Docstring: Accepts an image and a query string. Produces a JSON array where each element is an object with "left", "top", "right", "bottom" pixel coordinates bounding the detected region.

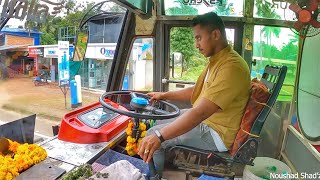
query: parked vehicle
[{"left": 33, "top": 71, "right": 49, "bottom": 86}]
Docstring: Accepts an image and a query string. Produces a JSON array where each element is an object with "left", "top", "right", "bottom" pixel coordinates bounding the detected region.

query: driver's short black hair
[{"left": 192, "top": 12, "right": 226, "bottom": 39}]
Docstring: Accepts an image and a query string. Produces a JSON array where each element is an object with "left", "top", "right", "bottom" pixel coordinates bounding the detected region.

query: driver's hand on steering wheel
[
  {"left": 147, "top": 92, "right": 165, "bottom": 102},
  {"left": 137, "top": 134, "right": 161, "bottom": 163}
]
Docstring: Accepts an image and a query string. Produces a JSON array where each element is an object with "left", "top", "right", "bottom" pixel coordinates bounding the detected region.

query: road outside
[{"left": 0, "top": 76, "right": 102, "bottom": 138}]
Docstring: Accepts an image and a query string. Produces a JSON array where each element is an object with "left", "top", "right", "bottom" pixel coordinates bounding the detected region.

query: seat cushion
[{"left": 230, "top": 78, "right": 270, "bottom": 156}]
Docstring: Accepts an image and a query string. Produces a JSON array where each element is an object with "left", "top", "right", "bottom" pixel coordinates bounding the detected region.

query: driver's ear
[{"left": 211, "top": 29, "right": 221, "bottom": 40}]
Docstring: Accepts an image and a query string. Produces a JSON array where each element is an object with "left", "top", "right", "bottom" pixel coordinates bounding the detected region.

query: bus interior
[{"left": 1, "top": 0, "right": 320, "bottom": 179}]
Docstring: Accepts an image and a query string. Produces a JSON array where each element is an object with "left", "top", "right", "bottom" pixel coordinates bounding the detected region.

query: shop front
[
  {"left": 78, "top": 42, "right": 151, "bottom": 91},
  {"left": 79, "top": 43, "right": 116, "bottom": 90},
  {"left": 0, "top": 32, "right": 37, "bottom": 78},
  {"left": 28, "top": 45, "right": 74, "bottom": 81}
]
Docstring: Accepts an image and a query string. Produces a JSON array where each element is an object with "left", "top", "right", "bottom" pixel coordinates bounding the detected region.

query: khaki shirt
[{"left": 191, "top": 45, "right": 250, "bottom": 149}]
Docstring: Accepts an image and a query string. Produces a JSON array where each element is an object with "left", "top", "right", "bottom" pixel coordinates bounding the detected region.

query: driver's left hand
[{"left": 138, "top": 134, "right": 161, "bottom": 163}]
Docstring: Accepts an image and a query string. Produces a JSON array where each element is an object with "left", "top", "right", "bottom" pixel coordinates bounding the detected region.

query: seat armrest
[{"left": 233, "top": 137, "right": 258, "bottom": 166}]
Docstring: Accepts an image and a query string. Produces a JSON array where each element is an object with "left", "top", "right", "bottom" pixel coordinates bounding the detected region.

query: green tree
[
  {"left": 65, "top": 0, "right": 76, "bottom": 15},
  {"left": 280, "top": 42, "right": 298, "bottom": 61},
  {"left": 256, "top": 0, "right": 282, "bottom": 61},
  {"left": 170, "top": 27, "right": 199, "bottom": 72},
  {"left": 41, "top": 33, "right": 57, "bottom": 45}
]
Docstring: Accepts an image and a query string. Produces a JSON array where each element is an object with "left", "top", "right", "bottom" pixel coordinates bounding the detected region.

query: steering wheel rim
[{"left": 99, "top": 91, "right": 180, "bottom": 120}]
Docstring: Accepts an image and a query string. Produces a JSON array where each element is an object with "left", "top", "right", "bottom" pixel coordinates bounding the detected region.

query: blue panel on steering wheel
[{"left": 131, "top": 97, "right": 149, "bottom": 105}]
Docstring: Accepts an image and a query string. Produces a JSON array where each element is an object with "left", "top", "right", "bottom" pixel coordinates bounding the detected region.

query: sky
[{"left": 2, "top": 0, "right": 297, "bottom": 48}]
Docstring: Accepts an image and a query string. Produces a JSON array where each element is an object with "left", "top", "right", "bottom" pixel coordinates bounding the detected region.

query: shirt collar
[{"left": 209, "top": 45, "right": 232, "bottom": 63}]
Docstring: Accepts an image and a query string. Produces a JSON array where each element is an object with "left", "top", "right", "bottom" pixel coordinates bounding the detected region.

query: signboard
[
  {"left": 28, "top": 47, "right": 44, "bottom": 74},
  {"left": 181, "top": 0, "right": 222, "bottom": 7},
  {"left": 58, "top": 41, "right": 70, "bottom": 86},
  {"left": 0, "top": 0, "right": 64, "bottom": 23},
  {"left": 69, "top": 46, "right": 74, "bottom": 59},
  {"left": 43, "top": 46, "right": 74, "bottom": 58},
  {"left": 28, "top": 47, "right": 44, "bottom": 57},
  {"left": 85, "top": 43, "right": 116, "bottom": 59},
  {"left": 44, "top": 47, "right": 58, "bottom": 58}
]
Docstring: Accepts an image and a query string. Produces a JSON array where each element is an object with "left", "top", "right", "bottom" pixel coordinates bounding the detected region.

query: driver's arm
[
  {"left": 160, "top": 97, "right": 219, "bottom": 140},
  {"left": 161, "top": 86, "right": 194, "bottom": 102}
]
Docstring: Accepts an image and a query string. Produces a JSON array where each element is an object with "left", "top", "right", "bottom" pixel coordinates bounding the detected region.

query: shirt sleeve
[{"left": 203, "top": 65, "right": 248, "bottom": 110}]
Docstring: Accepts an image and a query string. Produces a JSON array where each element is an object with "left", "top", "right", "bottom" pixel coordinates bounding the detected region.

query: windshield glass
[
  {"left": 164, "top": 0, "right": 243, "bottom": 16},
  {"left": 0, "top": 0, "right": 128, "bottom": 138}
]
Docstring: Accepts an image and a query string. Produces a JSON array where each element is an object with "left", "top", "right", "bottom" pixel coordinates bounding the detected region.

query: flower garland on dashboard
[
  {"left": 125, "top": 121, "right": 147, "bottom": 156},
  {"left": 0, "top": 139, "right": 47, "bottom": 180}
]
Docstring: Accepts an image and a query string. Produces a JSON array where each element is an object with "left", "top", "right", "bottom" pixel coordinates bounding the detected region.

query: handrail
[{"left": 161, "top": 78, "right": 195, "bottom": 85}]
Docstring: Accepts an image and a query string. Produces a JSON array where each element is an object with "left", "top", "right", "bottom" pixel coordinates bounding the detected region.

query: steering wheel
[{"left": 99, "top": 91, "right": 180, "bottom": 120}]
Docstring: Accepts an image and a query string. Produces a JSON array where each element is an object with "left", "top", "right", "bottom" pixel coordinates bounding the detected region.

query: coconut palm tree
[{"left": 256, "top": 0, "right": 282, "bottom": 62}]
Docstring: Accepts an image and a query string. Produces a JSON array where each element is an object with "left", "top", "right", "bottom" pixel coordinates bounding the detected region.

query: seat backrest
[
  {"left": 230, "top": 65, "right": 287, "bottom": 156},
  {"left": 250, "top": 65, "right": 287, "bottom": 135}
]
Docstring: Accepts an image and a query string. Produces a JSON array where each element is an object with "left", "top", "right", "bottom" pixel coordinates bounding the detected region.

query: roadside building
[
  {"left": 28, "top": 45, "right": 74, "bottom": 82},
  {"left": 0, "top": 27, "right": 41, "bottom": 78}
]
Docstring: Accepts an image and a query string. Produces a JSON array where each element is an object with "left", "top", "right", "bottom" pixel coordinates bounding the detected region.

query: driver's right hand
[{"left": 147, "top": 92, "right": 165, "bottom": 102}]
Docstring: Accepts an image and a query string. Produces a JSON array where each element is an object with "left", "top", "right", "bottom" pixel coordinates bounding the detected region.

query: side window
[
  {"left": 168, "top": 27, "right": 235, "bottom": 91},
  {"left": 252, "top": 25, "right": 299, "bottom": 119},
  {"left": 122, "top": 38, "right": 154, "bottom": 91}
]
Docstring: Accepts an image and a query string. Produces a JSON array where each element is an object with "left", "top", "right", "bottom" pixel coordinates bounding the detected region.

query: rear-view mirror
[{"left": 73, "top": 29, "right": 89, "bottom": 61}]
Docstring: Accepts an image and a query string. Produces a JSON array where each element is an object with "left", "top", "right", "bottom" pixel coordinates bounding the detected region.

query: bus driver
[{"left": 138, "top": 12, "right": 251, "bottom": 178}]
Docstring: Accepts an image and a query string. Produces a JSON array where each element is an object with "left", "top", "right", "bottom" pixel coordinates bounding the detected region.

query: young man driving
[{"left": 138, "top": 12, "right": 251, "bottom": 177}]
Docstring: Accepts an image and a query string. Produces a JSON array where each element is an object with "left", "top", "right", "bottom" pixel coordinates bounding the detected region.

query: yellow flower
[
  {"left": 140, "top": 131, "right": 147, "bottom": 138},
  {"left": 127, "top": 150, "right": 136, "bottom": 156},
  {"left": 0, "top": 138, "right": 47, "bottom": 177},
  {"left": 126, "top": 136, "right": 136, "bottom": 143},
  {"left": 0, "top": 172, "right": 7, "bottom": 179},
  {"left": 5, "top": 172, "right": 13, "bottom": 180},
  {"left": 8, "top": 141, "right": 20, "bottom": 153},
  {"left": 126, "top": 128, "right": 132, "bottom": 136},
  {"left": 128, "top": 122, "right": 134, "bottom": 128},
  {"left": 139, "top": 123, "right": 146, "bottom": 131}
]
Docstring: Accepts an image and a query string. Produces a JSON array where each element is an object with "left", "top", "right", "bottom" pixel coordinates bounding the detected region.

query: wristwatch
[{"left": 155, "top": 130, "right": 165, "bottom": 143}]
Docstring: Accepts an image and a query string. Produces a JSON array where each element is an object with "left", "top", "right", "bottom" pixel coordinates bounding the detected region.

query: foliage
[
  {"left": 252, "top": 41, "right": 298, "bottom": 61},
  {"left": 24, "top": 1, "right": 96, "bottom": 45},
  {"left": 61, "top": 164, "right": 93, "bottom": 180},
  {"left": 170, "top": 27, "right": 199, "bottom": 71},
  {"left": 40, "top": 33, "right": 57, "bottom": 45}
]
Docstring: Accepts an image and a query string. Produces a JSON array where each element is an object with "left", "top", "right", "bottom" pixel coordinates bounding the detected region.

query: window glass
[
  {"left": 164, "top": 0, "right": 243, "bottom": 16},
  {"left": 168, "top": 27, "right": 235, "bottom": 91},
  {"left": 252, "top": 25, "right": 299, "bottom": 120},
  {"left": 122, "top": 38, "right": 154, "bottom": 91},
  {"left": 88, "top": 19, "right": 104, "bottom": 43},
  {"left": 88, "top": 15, "right": 125, "bottom": 44},
  {"left": 252, "top": 25, "right": 298, "bottom": 102},
  {"left": 297, "top": 34, "right": 320, "bottom": 142},
  {"left": 254, "top": 0, "right": 296, "bottom": 20},
  {"left": 77, "top": 3, "right": 127, "bottom": 90}
]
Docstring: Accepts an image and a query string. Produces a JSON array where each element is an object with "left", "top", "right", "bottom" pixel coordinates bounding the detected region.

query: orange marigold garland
[
  {"left": 125, "top": 121, "right": 147, "bottom": 156},
  {"left": 0, "top": 139, "right": 47, "bottom": 180}
]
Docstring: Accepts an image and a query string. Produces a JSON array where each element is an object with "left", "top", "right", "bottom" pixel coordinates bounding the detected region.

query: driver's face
[{"left": 193, "top": 24, "right": 216, "bottom": 57}]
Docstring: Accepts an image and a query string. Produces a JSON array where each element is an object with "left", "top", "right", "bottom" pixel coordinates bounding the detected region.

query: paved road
[{"left": 0, "top": 108, "right": 59, "bottom": 138}]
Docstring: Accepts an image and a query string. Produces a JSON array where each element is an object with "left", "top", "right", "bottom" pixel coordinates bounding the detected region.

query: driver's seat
[{"left": 153, "top": 65, "right": 287, "bottom": 179}]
